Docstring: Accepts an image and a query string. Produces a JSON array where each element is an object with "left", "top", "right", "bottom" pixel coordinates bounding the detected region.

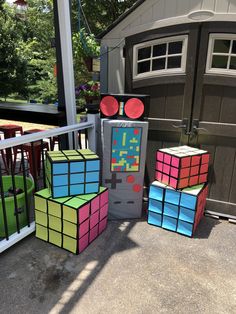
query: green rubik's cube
[
  {"left": 34, "top": 186, "right": 109, "bottom": 254},
  {"left": 45, "top": 149, "right": 100, "bottom": 198}
]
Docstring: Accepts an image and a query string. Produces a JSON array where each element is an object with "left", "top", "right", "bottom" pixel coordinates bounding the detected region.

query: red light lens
[
  {"left": 100, "top": 96, "right": 119, "bottom": 117},
  {"left": 124, "top": 98, "right": 144, "bottom": 119}
]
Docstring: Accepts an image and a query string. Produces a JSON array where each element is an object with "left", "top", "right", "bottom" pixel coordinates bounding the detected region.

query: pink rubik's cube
[{"left": 156, "top": 146, "right": 210, "bottom": 190}]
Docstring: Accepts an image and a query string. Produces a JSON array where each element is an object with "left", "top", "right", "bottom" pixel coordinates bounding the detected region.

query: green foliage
[{"left": 73, "top": 28, "right": 100, "bottom": 58}]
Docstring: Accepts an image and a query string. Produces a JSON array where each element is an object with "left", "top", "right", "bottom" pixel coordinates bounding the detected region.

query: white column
[{"left": 57, "top": 0, "right": 77, "bottom": 126}]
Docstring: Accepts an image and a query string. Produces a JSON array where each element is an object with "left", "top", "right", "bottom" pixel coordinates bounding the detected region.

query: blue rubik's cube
[
  {"left": 147, "top": 181, "right": 208, "bottom": 237},
  {"left": 46, "top": 149, "right": 100, "bottom": 198}
]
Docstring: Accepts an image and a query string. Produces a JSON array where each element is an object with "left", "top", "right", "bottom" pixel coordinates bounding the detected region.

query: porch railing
[{"left": 0, "top": 118, "right": 96, "bottom": 253}]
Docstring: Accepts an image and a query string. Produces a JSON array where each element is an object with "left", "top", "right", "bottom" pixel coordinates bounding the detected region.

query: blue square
[
  {"left": 70, "top": 161, "right": 85, "bottom": 173},
  {"left": 163, "top": 203, "right": 179, "bottom": 218},
  {"left": 70, "top": 173, "right": 84, "bottom": 184},
  {"left": 148, "top": 211, "right": 162, "bottom": 227},
  {"left": 148, "top": 199, "right": 163, "bottom": 214},
  {"left": 85, "top": 183, "right": 99, "bottom": 194},
  {"left": 177, "top": 220, "right": 193, "bottom": 237},
  {"left": 86, "top": 171, "right": 99, "bottom": 183},
  {"left": 165, "top": 189, "right": 180, "bottom": 205},
  {"left": 54, "top": 185, "right": 69, "bottom": 198},
  {"left": 86, "top": 160, "right": 100, "bottom": 171},
  {"left": 70, "top": 184, "right": 84, "bottom": 195},
  {"left": 179, "top": 207, "right": 195, "bottom": 223},
  {"left": 53, "top": 163, "right": 68, "bottom": 175},
  {"left": 162, "top": 215, "right": 177, "bottom": 232},
  {"left": 149, "top": 185, "right": 164, "bottom": 201},
  {"left": 53, "top": 174, "right": 68, "bottom": 186},
  {"left": 180, "top": 193, "right": 197, "bottom": 210}
]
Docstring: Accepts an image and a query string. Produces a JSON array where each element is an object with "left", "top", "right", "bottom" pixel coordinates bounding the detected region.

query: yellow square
[
  {"left": 36, "top": 224, "right": 48, "bottom": 241},
  {"left": 34, "top": 195, "right": 47, "bottom": 213},
  {"left": 63, "top": 205, "right": 77, "bottom": 223},
  {"left": 49, "top": 229, "right": 62, "bottom": 247},
  {"left": 63, "top": 220, "right": 77, "bottom": 238},
  {"left": 48, "top": 200, "right": 61, "bottom": 218},
  {"left": 35, "top": 210, "right": 48, "bottom": 226},
  {"left": 63, "top": 235, "right": 77, "bottom": 254},
  {"left": 48, "top": 215, "right": 62, "bottom": 232}
]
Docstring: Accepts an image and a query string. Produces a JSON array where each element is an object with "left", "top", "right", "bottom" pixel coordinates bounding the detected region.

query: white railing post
[{"left": 87, "top": 113, "right": 100, "bottom": 154}]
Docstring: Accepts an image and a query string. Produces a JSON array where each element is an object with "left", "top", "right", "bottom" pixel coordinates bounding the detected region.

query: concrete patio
[{"left": 0, "top": 216, "right": 235, "bottom": 314}]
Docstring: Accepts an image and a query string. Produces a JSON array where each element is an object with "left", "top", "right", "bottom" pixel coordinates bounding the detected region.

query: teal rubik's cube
[
  {"left": 46, "top": 149, "right": 100, "bottom": 198},
  {"left": 147, "top": 180, "right": 208, "bottom": 237}
]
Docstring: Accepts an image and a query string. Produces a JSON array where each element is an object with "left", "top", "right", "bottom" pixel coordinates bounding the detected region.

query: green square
[
  {"left": 77, "top": 193, "right": 96, "bottom": 202},
  {"left": 35, "top": 210, "right": 48, "bottom": 226},
  {"left": 50, "top": 156, "right": 68, "bottom": 162},
  {"left": 36, "top": 224, "right": 48, "bottom": 241},
  {"left": 62, "top": 150, "right": 79, "bottom": 156},
  {"left": 47, "top": 151, "right": 64, "bottom": 156},
  {"left": 64, "top": 197, "right": 87, "bottom": 209},
  {"left": 34, "top": 188, "right": 51, "bottom": 212},
  {"left": 49, "top": 229, "right": 62, "bottom": 247},
  {"left": 63, "top": 235, "right": 77, "bottom": 253},
  {"left": 78, "top": 149, "right": 94, "bottom": 155},
  {"left": 48, "top": 215, "right": 62, "bottom": 232},
  {"left": 99, "top": 187, "right": 106, "bottom": 194},
  {"left": 63, "top": 220, "right": 77, "bottom": 238},
  {"left": 84, "top": 155, "right": 98, "bottom": 159},
  {"left": 67, "top": 155, "right": 83, "bottom": 161}
]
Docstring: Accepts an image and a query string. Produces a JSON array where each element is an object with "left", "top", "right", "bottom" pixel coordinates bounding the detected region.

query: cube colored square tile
[
  {"left": 180, "top": 167, "right": 190, "bottom": 179},
  {"left": 199, "top": 173, "right": 208, "bottom": 183},
  {"left": 162, "top": 215, "right": 177, "bottom": 232},
  {"left": 34, "top": 188, "right": 51, "bottom": 212},
  {"left": 190, "top": 165, "right": 199, "bottom": 176},
  {"left": 189, "top": 176, "right": 199, "bottom": 186},
  {"left": 53, "top": 175, "right": 68, "bottom": 186},
  {"left": 165, "top": 189, "right": 180, "bottom": 205},
  {"left": 162, "top": 174, "right": 169, "bottom": 185},
  {"left": 70, "top": 161, "right": 85, "bottom": 173},
  {"left": 99, "top": 217, "right": 108, "bottom": 234},
  {"left": 53, "top": 162, "right": 68, "bottom": 175},
  {"left": 36, "top": 224, "right": 48, "bottom": 241},
  {"left": 53, "top": 185, "right": 69, "bottom": 198},
  {"left": 85, "top": 183, "right": 99, "bottom": 194},
  {"left": 148, "top": 199, "right": 163, "bottom": 214},
  {"left": 100, "top": 188, "right": 109, "bottom": 207},
  {"left": 163, "top": 203, "right": 179, "bottom": 218},
  {"left": 171, "top": 156, "right": 180, "bottom": 168},
  {"left": 86, "top": 160, "right": 100, "bottom": 171},
  {"left": 70, "top": 184, "right": 84, "bottom": 195},
  {"left": 163, "top": 164, "right": 170, "bottom": 175},
  {"left": 91, "top": 195, "right": 100, "bottom": 214},
  {"left": 70, "top": 173, "right": 84, "bottom": 184},
  {"left": 85, "top": 171, "right": 99, "bottom": 183},
  {"left": 35, "top": 210, "right": 48, "bottom": 227},
  {"left": 48, "top": 215, "right": 62, "bottom": 232},
  {"left": 78, "top": 204, "right": 90, "bottom": 224},
  {"left": 181, "top": 157, "right": 191, "bottom": 168},
  {"left": 89, "top": 224, "right": 99, "bottom": 243},
  {"left": 169, "top": 178, "right": 178, "bottom": 189},
  {"left": 200, "top": 163, "right": 208, "bottom": 174},
  {"left": 100, "top": 203, "right": 109, "bottom": 221},
  {"left": 156, "top": 151, "right": 164, "bottom": 162},
  {"left": 63, "top": 220, "right": 77, "bottom": 238},
  {"left": 79, "top": 219, "right": 89, "bottom": 238},
  {"left": 164, "top": 154, "right": 171, "bottom": 165},
  {"left": 201, "top": 153, "right": 210, "bottom": 164},
  {"left": 179, "top": 207, "right": 195, "bottom": 223},
  {"left": 191, "top": 155, "right": 201, "bottom": 166},
  {"left": 63, "top": 235, "right": 77, "bottom": 254},
  {"left": 149, "top": 182, "right": 165, "bottom": 201},
  {"left": 170, "top": 167, "right": 179, "bottom": 178},
  {"left": 178, "top": 178, "right": 189, "bottom": 189},
  {"left": 148, "top": 211, "right": 162, "bottom": 227},
  {"left": 155, "top": 171, "right": 162, "bottom": 181},
  {"left": 177, "top": 220, "right": 193, "bottom": 237},
  {"left": 156, "top": 161, "right": 163, "bottom": 171},
  {"left": 90, "top": 211, "right": 99, "bottom": 229},
  {"left": 49, "top": 229, "right": 62, "bottom": 247},
  {"left": 78, "top": 233, "right": 89, "bottom": 253}
]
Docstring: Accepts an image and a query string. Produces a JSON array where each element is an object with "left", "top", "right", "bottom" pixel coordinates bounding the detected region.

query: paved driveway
[{"left": 0, "top": 217, "right": 235, "bottom": 314}]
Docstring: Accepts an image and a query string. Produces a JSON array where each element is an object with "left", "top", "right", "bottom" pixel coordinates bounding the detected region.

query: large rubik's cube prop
[
  {"left": 148, "top": 181, "right": 208, "bottom": 237},
  {"left": 156, "top": 146, "right": 210, "bottom": 189},
  {"left": 46, "top": 149, "right": 100, "bottom": 198},
  {"left": 34, "top": 187, "right": 109, "bottom": 254},
  {"left": 148, "top": 145, "right": 209, "bottom": 237}
]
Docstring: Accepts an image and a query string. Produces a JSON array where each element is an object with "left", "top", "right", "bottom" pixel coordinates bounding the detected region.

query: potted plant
[
  {"left": 75, "top": 80, "right": 100, "bottom": 104},
  {"left": 73, "top": 28, "right": 100, "bottom": 72}
]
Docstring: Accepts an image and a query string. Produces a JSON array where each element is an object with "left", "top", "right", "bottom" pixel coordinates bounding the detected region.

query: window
[
  {"left": 133, "top": 35, "right": 188, "bottom": 80},
  {"left": 206, "top": 34, "right": 236, "bottom": 75}
]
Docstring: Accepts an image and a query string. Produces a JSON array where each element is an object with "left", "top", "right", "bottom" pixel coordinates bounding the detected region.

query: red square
[
  {"left": 190, "top": 165, "right": 199, "bottom": 176},
  {"left": 169, "top": 178, "right": 177, "bottom": 189},
  {"left": 178, "top": 178, "right": 188, "bottom": 189},
  {"left": 162, "top": 174, "right": 169, "bottom": 185},
  {"left": 200, "top": 163, "right": 208, "bottom": 174},
  {"left": 155, "top": 171, "right": 162, "bottom": 181},
  {"left": 191, "top": 155, "right": 201, "bottom": 166},
  {"left": 100, "top": 203, "right": 108, "bottom": 221},
  {"left": 156, "top": 161, "right": 163, "bottom": 171},
  {"left": 79, "top": 219, "right": 89, "bottom": 238},
  {"left": 171, "top": 156, "right": 180, "bottom": 168},
  {"left": 180, "top": 167, "right": 190, "bottom": 179},
  {"left": 181, "top": 157, "right": 191, "bottom": 168},
  {"left": 157, "top": 151, "right": 164, "bottom": 161},
  {"left": 170, "top": 167, "right": 179, "bottom": 178},
  {"left": 201, "top": 153, "right": 210, "bottom": 164},
  {"left": 164, "top": 153, "right": 171, "bottom": 165},
  {"left": 90, "top": 211, "right": 99, "bottom": 229},
  {"left": 189, "top": 175, "right": 199, "bottom": 186},
  {"left": 78, "top": 204, "right": 90, "bottom": 224},
  {"left": 89, "top": 224, "right": 99, "bottom": 243},
  {"left": 163, "top": 164, "right": 170, "bottom": 175},
  {"left": 99, "top": 217, "right": 107, "bottom": 234},
  {"left": 78, "top": 233, "right": 89, "bottom": 253},
  {"left": 199, "top": 173, "right": 208, "bottom": 183}
]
